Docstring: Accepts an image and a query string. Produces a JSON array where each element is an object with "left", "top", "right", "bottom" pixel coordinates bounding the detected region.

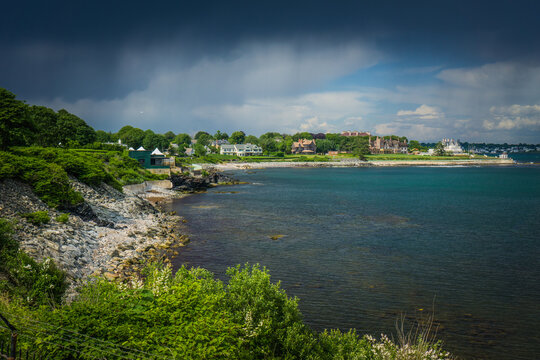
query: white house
[
  {"left": 220, "top": 143, "right": 263, "bottom": 156},
  {"left": 442, "top": 138, "right": 464, "bottom": 154}
]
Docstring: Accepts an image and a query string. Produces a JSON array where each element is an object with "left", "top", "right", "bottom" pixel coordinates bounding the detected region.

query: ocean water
[{"left": 168, "top": 166, "right": 540, "bottom": 359}]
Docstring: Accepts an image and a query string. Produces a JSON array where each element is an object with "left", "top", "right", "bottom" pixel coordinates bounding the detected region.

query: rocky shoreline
[
  {"left": 0, "top": 178, "right": 187, "bottom": 289},
  {"left": 211, "top": 158, "right": 516, "bottom": 170},
  {"left": 0, "top": 169, "right": 241, "bottom": 293}
]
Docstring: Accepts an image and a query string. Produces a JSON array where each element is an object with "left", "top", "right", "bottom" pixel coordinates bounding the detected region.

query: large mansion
[
  {"left": 369, "top": 136, "right": 408, "bottom": 154},
  {"left": 291, "top": 139, "right": 317, "bottom": 154}
]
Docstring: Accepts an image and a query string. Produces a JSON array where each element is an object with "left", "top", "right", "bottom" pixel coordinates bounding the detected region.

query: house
[
  {"left": 185, "top": 146, "right": 211, "bottom": 156},
  {"left": 128, "top": 147, "right": 174, "bottom": 173},
  {"left": 369, "top": 136, "right": 408, "bottom": 154},
  {"left": 341, "top": 131, "right": 371, "bottom": 137},
  {"left": 442, "top": 138, "right": 464, "bottom": 154},
  {"left": 219, "top": 143, "right": 263, "bottom": 156},
  {"left": 210, "top": 139, "right": 230, "bottom": 147},
  {"left": 291, "top": 139, "right": 317, "bottom": 154}
]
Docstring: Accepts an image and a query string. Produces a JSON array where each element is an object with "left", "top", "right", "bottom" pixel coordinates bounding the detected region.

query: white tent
[
  {"left": 151, "top": 148, "right": 164, "bottom": 155},
  {"left": 128, "top": 147, "right": 135, "bottom": 151},
  {"left": 137, "top": 146, "right": 146, "bottom": 151}
]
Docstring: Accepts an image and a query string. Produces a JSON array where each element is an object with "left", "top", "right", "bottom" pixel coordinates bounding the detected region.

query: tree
[
  {"left": 143, "top": 131, "right": 169, "bottom": 151},
  {"left": 119, "top": 127, "right": 146, "bottom": 148},
  {"left": 0, "top": 88, "right": 34, "bottom": 149},
  {"left": 117, "top": 125, "right": 135, "bottom": 139},
  {"left": 245, "top": 135, "right": 259, "bottom": 145},
  {"left": 408, "top": 140, "right": 421, "bottom": 151},
  {"left": 283, "top": 136, "right": 294, "bottom": 154},
  {"left": 95, "top": 130, "right": 114, "bottom": 143},
  {"left": 315, "top": 139, "right": 336, "bottom": 154},
  {"left": 352, "top": 137, "right": 370, "bottom": 159},
  {"left": 214, "top": 130, "right": 229, "bottom": 140},
  {"left": 29, "top": 105, "right": 59, "bottom": 147},
  {"left": 173, "top": 133, "right": 192, "bottom": 147},
  {"left": 229, "top": 131, "right": 246, "bottom": 144},
  {"left": 312, "top": 133, "right": 326, "bottom": 139},
  {"left": 292, "top": 132, "right": 313, "bottom": 141},
  {"left": 194, "top": 131, "right": 210, "bottom": 140},
  {"left": 56, "top": 109, "right": 96, "bottom": 146},
  {"left": 193, "top": 143, "right": 207, "bottom": 157},
  {"left": 434, "top": 142, "right": 446, "bottom": 156},
  {"left": 260, "top": 132, "right": 281, "bottom": 141},
  {"left": 163, "top": 131, "right": 176, "bottom": 141},
  {"left": 260, "top": 137, "right": 277, "bottom": 154},
  {"left": 197, "top": 133, "right": 212, "bottom": 146}
]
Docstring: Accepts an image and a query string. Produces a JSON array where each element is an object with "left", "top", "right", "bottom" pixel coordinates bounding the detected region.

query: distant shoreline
[{"left": 209, "top": 158, "right": 521, "bottom": 170}]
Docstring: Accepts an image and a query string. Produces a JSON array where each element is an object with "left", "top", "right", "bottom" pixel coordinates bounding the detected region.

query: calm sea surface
[{"left": 167, "top": 164, "right": 540, "bottom": 359}]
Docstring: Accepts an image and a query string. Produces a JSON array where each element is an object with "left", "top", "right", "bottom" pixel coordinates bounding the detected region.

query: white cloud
[
  {"left": 365, "top": 61, "right": 540, "bottom": 141},
  {"left": 396, "top": 104, "right": 443, "bottom": 120},
  {"left": 299, "top": 117, "right": 334, "bottom": 132},
  {"left": 483, "top": 105, "right": 540, "bottom": 130},
  {"left": 192, "top": 91, "right": 373, "bottom": 134}
]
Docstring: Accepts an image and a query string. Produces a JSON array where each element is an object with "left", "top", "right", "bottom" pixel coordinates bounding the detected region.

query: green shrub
[
  {"left": 55, "top": 213, "right": 69, "bottom": 223},
  {"left": 225, "top": 263, "right": 314, "bottom": 358},
  {"left": 0, "top": 261, "right": 453, "bottom": 359},
  {"left": 0, "top": 218, "right": 67, "bottom": 307},
  {"left": 21, "top": 211, "right": 50, "bottom": 226}
]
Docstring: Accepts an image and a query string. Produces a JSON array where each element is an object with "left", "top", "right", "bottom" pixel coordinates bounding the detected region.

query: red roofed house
[{"left": 291, "top": 139, "right": 317, "bottom": 154}]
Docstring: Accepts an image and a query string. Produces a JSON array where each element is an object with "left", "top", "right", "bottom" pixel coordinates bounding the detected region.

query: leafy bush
[
  {"left": 0, "top": 151, "right": 83, "bottom": 207},
  {"left": 225, "top": 264, "right": 314, "bottom": 358},
  {"left": 0, "top": 218, "right": 67, "bottom": 307},
  {"left": 0, "top": 262, "right": 452, "bottom": 359},
  {"left": 21, "top": 211, "right": 50, "bottom": 226},
  {"left": 55, "top": 213, "right": 69, "bottom": 223}
]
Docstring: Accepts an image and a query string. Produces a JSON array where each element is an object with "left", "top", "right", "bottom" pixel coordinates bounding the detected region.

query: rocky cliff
[{"left": 0, "top": 178, "right": 187, "bottom": 282}]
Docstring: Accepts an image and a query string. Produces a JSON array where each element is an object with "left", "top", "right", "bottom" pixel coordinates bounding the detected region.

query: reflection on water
[{"left": 168, "top": 167, "right": 540, "bottom": 360}]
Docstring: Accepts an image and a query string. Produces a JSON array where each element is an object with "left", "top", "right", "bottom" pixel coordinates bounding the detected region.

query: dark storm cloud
[{"left": 1, "top": 1, "right": 539, "bottom": 142}]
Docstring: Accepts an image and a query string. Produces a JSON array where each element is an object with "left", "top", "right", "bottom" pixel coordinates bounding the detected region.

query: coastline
[
  {"left": 0, "top": 178, "right": 189, "bottom": 286},
  {"left": 210, "top": 158, "right": 517, "bottom": 170}
]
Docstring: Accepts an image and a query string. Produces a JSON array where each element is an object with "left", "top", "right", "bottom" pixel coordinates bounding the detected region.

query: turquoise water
[
  {"left": 168, "top": 166, "right": 540, "bottom": 359},
  {"left": 508, "top": 151, "right": 540, "bottom": 163}
]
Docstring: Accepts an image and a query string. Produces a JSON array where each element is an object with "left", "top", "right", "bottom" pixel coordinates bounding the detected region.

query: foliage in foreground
[
  {"left": 0, "top": 219, "right": 67, "bottom": 307},
  {"left": 1, "top": 263, "right": 452, "bottom": 360}
]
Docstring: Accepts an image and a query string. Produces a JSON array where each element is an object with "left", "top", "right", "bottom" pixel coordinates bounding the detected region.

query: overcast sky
[{"left": 2, "top": 0, "right": 539, "bottom": 142}]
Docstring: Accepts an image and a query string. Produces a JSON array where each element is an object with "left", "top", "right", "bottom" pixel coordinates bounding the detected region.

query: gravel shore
[{"left": 211, "top": 158, "right": 515, "bottom": 170}]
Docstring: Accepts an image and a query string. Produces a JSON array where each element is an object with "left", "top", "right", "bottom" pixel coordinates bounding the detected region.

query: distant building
[
  {"left": 220, "top": 143, "right": 263, "bottom": 156},
  {"left": 185, "top": 146, "right": 211, "bottom": 156},
  {"left": 291, "top": 139, "right": 317, "bottom": 154},
  {"left": 442, "top": 138, "right": 464, "bottom": 154},
  {"left": 341, "top": 131, "right": 371, "bottom": 137},
  {"left": 499, "top": 152, "right": 509, "bottom": 159},
  {"left": 369, "top": 136, "right": 408, "bottom": 154},
  {"left": 128, "top": 147, "right": 174, "bottom": 172},
  {"left": 210, "top": 139, "right": 230, "bottom": 147}
]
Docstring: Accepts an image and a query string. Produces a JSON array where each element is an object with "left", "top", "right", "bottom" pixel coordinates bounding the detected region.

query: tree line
[{"left": 1, "top": 88, "right": 418, "bottom": 156}]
